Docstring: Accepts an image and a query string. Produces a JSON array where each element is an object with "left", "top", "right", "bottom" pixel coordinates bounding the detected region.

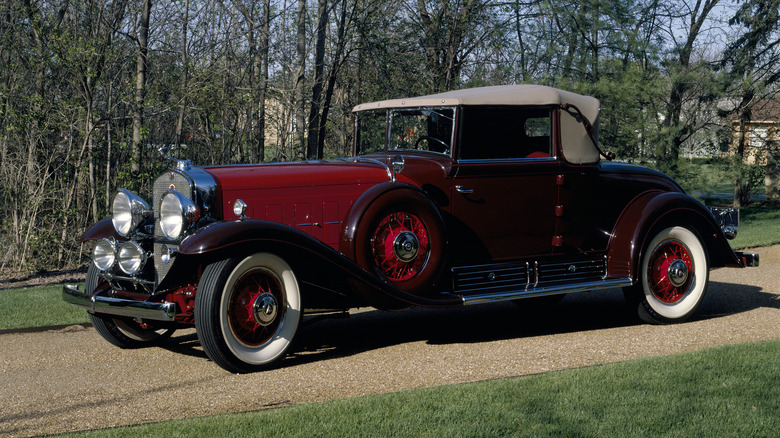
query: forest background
[{"left": 1, "top": 0, "right": 779, "bottom": 275}]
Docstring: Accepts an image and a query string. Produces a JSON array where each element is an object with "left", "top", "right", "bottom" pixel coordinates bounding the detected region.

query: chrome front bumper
[{"left": 62, "top": 284, "right": 176, "bottom": 322}]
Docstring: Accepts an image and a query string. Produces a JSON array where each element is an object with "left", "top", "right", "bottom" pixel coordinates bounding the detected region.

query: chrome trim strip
[
  {"left": 456, "top": 156, "right": 557, "bottom": 164},
  {"left": 350, "top": 157, "right": 394, "bottom": 182},
  {"left": 99, "top": 271, "right": 156, "bottom": 285},
  {"left": 62, "top": 284, "right": 176, "bottom": 322},
  {"left": 533, "top": 261, "right": 539, "bottom": 288},
  {"left": 458, "top": 278, "right": 633, "bottom": 305}
]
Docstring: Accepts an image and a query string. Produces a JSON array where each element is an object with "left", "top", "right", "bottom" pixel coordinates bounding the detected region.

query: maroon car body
[{"left": 64, "top": 85, "right": 758, "bottom": 372}]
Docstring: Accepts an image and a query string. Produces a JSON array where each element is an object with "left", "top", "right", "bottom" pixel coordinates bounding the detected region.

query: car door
[{"left": 449, "top": 105, "right": 559, "bottom": 264}]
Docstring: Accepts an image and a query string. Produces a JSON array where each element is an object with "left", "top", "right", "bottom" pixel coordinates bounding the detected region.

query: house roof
[
  {"left": 748, "top": 98, "right": 780, "bottom": 122},
  {"left": 727, "top": 97, "right": 780, "bottom": 123}
]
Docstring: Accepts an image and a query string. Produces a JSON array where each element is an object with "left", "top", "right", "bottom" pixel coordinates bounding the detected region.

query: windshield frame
[{"left": 354, "top": 106, "right": 457, "bottom": 157}]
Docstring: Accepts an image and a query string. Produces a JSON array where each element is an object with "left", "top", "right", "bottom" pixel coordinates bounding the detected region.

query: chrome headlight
[
  {"left": 112, "top": 189, "right": 151, "bottom": 237},
  {"left": 92, "top": 239, "right": 116, "bottom": 271},
  {"left": 117, "top": 242, "right": 147, "bottom": 275},
  {"left": 160, "top": 190, "right": 201, "bottom": 239}
]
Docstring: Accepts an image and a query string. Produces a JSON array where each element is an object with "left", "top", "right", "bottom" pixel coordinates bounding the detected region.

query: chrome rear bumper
[
  {"left": 735, "top": 252, "right": 760, "bottom": 267},
  {"left": 62, "top": 284, "right": 176, "bottom": 322}
]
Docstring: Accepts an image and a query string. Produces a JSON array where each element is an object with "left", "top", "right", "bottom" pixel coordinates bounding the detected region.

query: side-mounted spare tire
[{"left": 352, "top": 189, "right": 446, "bottom": 296}]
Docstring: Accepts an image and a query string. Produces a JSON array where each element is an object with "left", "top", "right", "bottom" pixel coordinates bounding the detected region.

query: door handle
[{"left": 455, "top": 185, "right": 474, "bottom": 194}]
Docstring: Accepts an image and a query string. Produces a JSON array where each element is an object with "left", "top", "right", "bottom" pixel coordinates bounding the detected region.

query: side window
[{"left": 458, "top": 106, "right": 553, "bottom": 160}]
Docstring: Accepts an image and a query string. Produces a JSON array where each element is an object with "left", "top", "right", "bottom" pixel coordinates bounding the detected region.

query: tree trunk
[
  {"left": 132, "top": 0, "right": 152, "bottom": 176},
  {"left": 294, "top": 0, "right": 307, "bottom": 159},
  {"left": 307, "top": 0, "right": 328, "bottom": 159},
  {"left": 733, "top": 117, "right": 748, "bottom": 208},
  {"left": 661, "top": 0, "right": 719, "bottom": 166},
  {"left": 318, "top": 0, "right": 353, "bottom": 158},
  {"left": 175, "top": 0, "right": 189, "bottom": 150},
  {"left": 767, "top": 140, "right": 780, "bottom": 206},
  {"left": 257, "top": 0, "right": 271, "bottom": 162}
]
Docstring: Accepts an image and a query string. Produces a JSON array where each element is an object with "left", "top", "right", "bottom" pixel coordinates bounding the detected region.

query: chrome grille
[{"left": 153, "top": 171, "right": 193, "bottom": 286}]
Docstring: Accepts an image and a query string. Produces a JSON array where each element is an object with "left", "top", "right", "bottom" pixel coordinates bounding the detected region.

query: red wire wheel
[
  {"left": 370, "top": 212, "right": 431, "bottom": 281},
  {"left": 227, "top": 267, "right": 284, "bottom": 347},
  {"left": 623, "top": 226, "right": 709, "bottom": 324},
  {"left": 351, "top": 188, "right": 445, "bottom": 298},
  {"left": 195, "top": 253, "right": 302, "bottom": 373},
  {"left": 647, "top": 240, "right": 694, "bottom": 303}
]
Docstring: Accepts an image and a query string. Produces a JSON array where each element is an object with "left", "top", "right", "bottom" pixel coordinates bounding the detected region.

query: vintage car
[{"left": 64, "top": 85, "right": 759, "bottom": 373}]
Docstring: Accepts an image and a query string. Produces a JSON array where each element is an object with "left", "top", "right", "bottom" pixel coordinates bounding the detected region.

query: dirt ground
[{"left": 1, "top": 246, "right": 778, "bottom": 437}]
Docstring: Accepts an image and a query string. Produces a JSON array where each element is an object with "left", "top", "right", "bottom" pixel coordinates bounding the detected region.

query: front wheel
[
  {"left": 195, "top": 253, "right": 302, "bottom": 373},
  {"left": 90, "top": 314, "right": 175, "bottom": 348},
  {"left": 85, "top": 264, "right": 175, "bottom": 348},
  {"left": 624, "top": 226, "right": 709, "bottom": 324}
]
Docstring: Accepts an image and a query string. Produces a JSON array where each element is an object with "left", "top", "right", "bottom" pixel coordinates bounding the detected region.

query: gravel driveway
[{"left": 2, "top": 245, "right": 778, "bottom": 437}]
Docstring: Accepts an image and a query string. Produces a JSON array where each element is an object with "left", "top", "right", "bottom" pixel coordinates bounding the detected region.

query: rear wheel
[
  {"left": 195, "top": 253, "right": 302, "bottom": 373},
  {"left": 624, "top": 226, "right": 709, "bottom": 324}
]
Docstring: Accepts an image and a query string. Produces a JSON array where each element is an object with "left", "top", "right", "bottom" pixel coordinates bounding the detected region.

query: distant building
[{"left": 729, "top": 98, "right": 780, "bottom": 166}]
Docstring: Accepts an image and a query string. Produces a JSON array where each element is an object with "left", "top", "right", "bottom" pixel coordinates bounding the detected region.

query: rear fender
[{"left": 607, "top": 191, "right": 742, "bottom": 280}]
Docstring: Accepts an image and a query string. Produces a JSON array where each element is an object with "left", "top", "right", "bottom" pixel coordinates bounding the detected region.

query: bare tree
[{"left": 132, "top": 0, "right": 153, "bottom": 177}]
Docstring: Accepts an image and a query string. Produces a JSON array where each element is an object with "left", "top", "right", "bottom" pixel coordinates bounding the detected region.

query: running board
[{"left": 454, "top": 278, "right": 633, "bottom": 305}]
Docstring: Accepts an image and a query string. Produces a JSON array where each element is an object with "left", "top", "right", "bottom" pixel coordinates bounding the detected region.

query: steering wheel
[{"left": 414, "top": 136, "right": 450, "bottom": 153}]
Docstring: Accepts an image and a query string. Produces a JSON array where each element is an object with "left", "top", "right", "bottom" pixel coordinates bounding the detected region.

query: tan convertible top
[{"left": 352, "top": 85, "right": 602, "bottom": 164}]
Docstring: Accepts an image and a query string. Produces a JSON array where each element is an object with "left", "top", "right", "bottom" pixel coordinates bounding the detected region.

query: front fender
[
  {"left": 81, "top": 218, "right": 128, "bottom": 242},
  {"left": 174, "top": 220, "right": 461, "bottom": 310},
  {"left": 607, "top": 191, "right": 743, "bottom": 280}
]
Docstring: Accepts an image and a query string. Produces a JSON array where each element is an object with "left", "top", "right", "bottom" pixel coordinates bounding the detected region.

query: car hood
[{"left": 202, "top": 158, "right": 392, "bottom": 191}]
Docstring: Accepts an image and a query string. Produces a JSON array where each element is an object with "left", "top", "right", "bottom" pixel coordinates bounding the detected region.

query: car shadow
[
  {"left": 159, "top": 280, "right": 775, "bottom": 369},
  {"left": 283, "top": 280, "right": 774, "bottom": 368}
]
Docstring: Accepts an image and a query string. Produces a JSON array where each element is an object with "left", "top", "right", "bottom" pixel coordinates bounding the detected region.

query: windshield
[{"left": 355, "top": 107, "right": 455, "bottom": 155}]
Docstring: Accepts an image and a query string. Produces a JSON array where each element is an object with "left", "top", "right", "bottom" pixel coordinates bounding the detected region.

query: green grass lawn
[
  {"left": 0, "top": 284, "right": 89, "bottom": 330},
  {"left": 55, "top": 339, "right": 780, "bottom": 437},
  {"left": 731, "top": 206, "right": 780, "bottom": 249}
]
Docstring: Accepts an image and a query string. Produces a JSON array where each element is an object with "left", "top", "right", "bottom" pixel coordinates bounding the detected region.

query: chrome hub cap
[
  {"left": 252, "top": 292, "right": 278, "bottom": 327},
  {"left": 393, "top": 231, "right": 419, "bottom": 262},
  {"left": 667, "top": 259, "right": 689, "bottom": 287}
]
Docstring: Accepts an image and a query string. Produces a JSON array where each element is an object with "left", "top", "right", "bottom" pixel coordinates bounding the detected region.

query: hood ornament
[{"left": 158, "top": 145, "right": 192, "bottom": 170}]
